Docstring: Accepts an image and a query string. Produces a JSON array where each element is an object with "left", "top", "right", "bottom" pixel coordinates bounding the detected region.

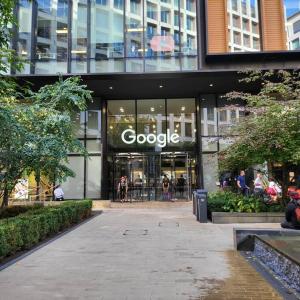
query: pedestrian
[
  {"left": 162, "top": 175, "right": 169, "bottom": 201},
  {"left": 281, "top": 191, "right": 300, "bottom": 229},
  {"left": 118, "top": 176, "right": 128, "bottom": 203},
  {"left": 54, "top": 184, "right": 64, "bottom": 201},
  {"left": 253, "top": 172, "right": 264, "bottom": 197},
  {"left": 177, "top": 175, "right": 186, "bottom": 198},
  {"left": 237, "top": 170, "right": 249, "bottom": 196}
]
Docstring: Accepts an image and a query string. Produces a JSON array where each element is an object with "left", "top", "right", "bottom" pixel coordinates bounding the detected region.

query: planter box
[{"left": 212, "top": 212, "right": 285, "bottom": 224}]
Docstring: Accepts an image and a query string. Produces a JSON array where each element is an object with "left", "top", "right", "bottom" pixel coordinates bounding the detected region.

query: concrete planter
[{"left": 212, "top": 212, "right": 285, "bottom": 224}]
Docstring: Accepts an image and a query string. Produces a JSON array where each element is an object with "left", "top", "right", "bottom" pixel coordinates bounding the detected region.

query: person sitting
[
  {"left": 54, "top": 184, "right": 64, "bottom": 201},
  {"left": 281, "top": 191, "right": 300, "bottom": 229}
]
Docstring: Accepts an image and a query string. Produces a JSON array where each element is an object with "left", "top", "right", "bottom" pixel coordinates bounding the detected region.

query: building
[{"left": 9, "top": 0, "right": 300, "bottom": 201}]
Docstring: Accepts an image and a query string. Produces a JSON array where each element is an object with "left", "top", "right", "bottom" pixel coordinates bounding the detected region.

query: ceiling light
[
  {"left": 128, "top": 125, "right": 133, "bottom": 129},
  {"left": 71, "top": 50, "right": 87, "bottom": 54},
  {"left": 152, "top": 124, "right": 156, "bottom": 128},
  {"left": 109, "top": 86, "right": 113, "bottom": 90},
  {"left": 174, "top": 129, "right": 178, "bottom": 133},
  {"left": 120, "top": 107, "right": 124, "bottom": 113},
  {"left": 176, "top": 124, "right": 179, "bottom": 128},
  {"left": 153, "top": 130, "right": 156, "bottom": 134},
  {"left": 109, "top": 125, "right": 113, "bottom": 130},
  {"left": 150, "top": 107, "right": 155, "bottom": 112},
  {"left": 159, "top": 85, "right": 164, "bottom": 88},
  {"left": 209, "top": 83, "right": 214, "bottom": 87},
  {"left": 56, "top": 29, "right": 68, "bottom": 34},
  {"left": 181, "top": 106, "right": 185, "bottom": 111},
  {"left": 127, "top": 27, "right": 144, "bottom": 32}
]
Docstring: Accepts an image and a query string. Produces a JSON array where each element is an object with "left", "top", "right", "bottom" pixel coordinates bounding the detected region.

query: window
[
  {"left": 147, "top": 3, "right": 156, "bottom": 19},
  {"left": 57, "top": 0, "right": 68, "bottom": 18},
  {"left": 242, "top": 0, "right": 247, "bottom": 15},
  {"left": 187, "top": 16, "right": 194, "bottom": 30},
  {"left": 243, "top": 34, "right": 250, "bottom": 47},
  {"left": 292, "top": 38, "right": 300, "bottom": 49},
  {"left": 233, "top": 16, "right": 240, "bottom": 28},
  {"left": 96, "top": 0, "right": 107, "bottom": 4},
  {"left": 293, "top": 20, "right": 300, "bottom": 34},
  {"left": 161, "top": 10, "right": 169, "bottom": 23},
  {"left": 233, "top": 31, "right": 241, "bottom": 45},
  {"left": 174, "top": 31, "right": 180, "bottom": 45},
  {"left": 242, "top": 18, "right": 249, "bottom": 31},
  {"left": 114, "top": 0, "right": 123, "bottom": 10},
  {"left": 174, "top": 12, "right": 179, "bottom": 26},
  {"left": 186, "top": 0, "right": 194, "bottom": 11},
  {"left": 231, "top": 0, "right": 238, "bottom": 11},
  {"left": 130, "top": 0, "right": 140, "bottom": 14}
]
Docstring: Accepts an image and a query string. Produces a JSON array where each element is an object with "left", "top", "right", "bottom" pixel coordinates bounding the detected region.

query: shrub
[
  {"left": 0, "top": 203, "right": 44, "bottom": 219},
  {"left": 0, "top": 200, "right": 92, "bottom": 259},
  {"left": 208, "top": 191, "right": 284, "bottom": 214}
]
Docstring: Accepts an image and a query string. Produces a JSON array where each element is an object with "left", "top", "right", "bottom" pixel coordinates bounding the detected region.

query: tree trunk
[
  {"left": 35, "top": 171, "right": 41, "bottom": 202},
  {"left": 1, "top": 186, "right": 9, "bottom": 208}
]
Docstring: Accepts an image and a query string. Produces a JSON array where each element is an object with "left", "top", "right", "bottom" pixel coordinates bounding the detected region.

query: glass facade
[{"left": 13, "top": 0, "right": 198, "bottom": 74}]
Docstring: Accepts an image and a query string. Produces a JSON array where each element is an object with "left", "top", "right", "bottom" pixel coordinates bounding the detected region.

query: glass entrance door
[{"left": 111, "top": 152, "right": 195, "bottom": 201}]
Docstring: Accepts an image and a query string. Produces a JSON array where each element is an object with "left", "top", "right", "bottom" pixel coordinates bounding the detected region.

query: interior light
[
  {"left": 120, "top": 107, "right": 124, "bottom": 113},
  {"left": 181, "top": 106, "right": 186, "bottom": 111},
  {"left": 109, "top": 125, "right": 113, "bottom": 130},
  {"left": 127, "top": 27, "right": 144, "bottom": 32},
  {"left": 71, "top": 50, "right": 87, "bottom": 54},
  {"left": 109, "top": 86, "right": 113, "bottom": 90},
  {"left": 152, "top": 124, "right": 156, "bottom": 128},
  {"left": 174, "top": 129, "right": 178, "bottom": 133},
  {"left": 153, "top": 130, "right": 156, "bottom": 134},
  {"left": 209, "top": 83, "right": 214, "bottom": 87},
  {"left": 176, "top": 124, "right": 179, "bottom": 128},
  {"left": 129, "top": 125, "right": 133, "bottom": 129},
  {"left": 159, "top": 85, "right": 164, "bottom": 88},
  {"left": 56, "top": 29, "right": 68, "bottom": 34},
  {"left": 150, "top": 107, "right": 155, "bottom": 112}
]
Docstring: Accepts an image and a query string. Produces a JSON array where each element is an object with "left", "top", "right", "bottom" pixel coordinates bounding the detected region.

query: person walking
[
  {"left": 177, "top": 175, "right": 186, "bottom": 198},
  {"left": 118, "top": 176, "right": 128, "bottom": 203},
  {"left": 237, "top": 170, "right": 249, "bottom": 196},
  {"left": 162, "top": 175, "right": 169, "bottom": 201}
]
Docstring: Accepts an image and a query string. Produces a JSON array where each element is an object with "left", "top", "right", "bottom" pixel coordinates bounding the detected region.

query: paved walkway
[{"left": 0, "top": 204, "right": 282, "bottom": 300}]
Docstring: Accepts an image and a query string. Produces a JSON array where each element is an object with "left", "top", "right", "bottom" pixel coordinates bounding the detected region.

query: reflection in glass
[
  {"left": 285, "top": 0, "right": 300, "bottom": 50},
  {"left": 167, "top": 99, "right": 196, "bottom": 149},
  {"left": 72, "top": 112, "right": 85, "bottom": 138},
  {"left": 86, "top": 110, "right": 101, "bottom": 138},
  {"left": 17, "top": 0, "right": 32, "bottom": 74},
  {"left": 201, "top": 95, "right": 217, "bottom": 136},
  {"left": 35, "top": 0, "right": 68, "bottom": 74},
  {"left": 107, "top": 100, "right": 136, "bottom": 149},
  {"left": 227, "top": 0, "right": 261, "bottom": 52},
  {"left": 90, "top": 0, "right": 124, "bottom": 73},
  {"left": 137, "top": 99, "right": 166, "bottom": 150},
  {"left": 86, "top": 156, "right": 101, "bottom": 198},
  {"left": 72, "top": 0, "right": 88, "bottom": 73}
]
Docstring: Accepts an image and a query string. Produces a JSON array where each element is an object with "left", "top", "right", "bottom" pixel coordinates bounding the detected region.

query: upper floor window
[
  {"left": 37, "top": 0, "right": 51, "bottom": 13},
  {"left": 161, "top": 10, "right": 170, "bottom": 23},
  {"left": 96, "top": 0, "right": 107, "bottom": 5},
  {"left": 114, "top": 0, "right": 123, "bottom": 10}
]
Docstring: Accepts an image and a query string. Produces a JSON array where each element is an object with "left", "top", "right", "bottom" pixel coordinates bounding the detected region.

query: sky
[{"left": 285, "top": 0, "right": 300, "bottom": 17}]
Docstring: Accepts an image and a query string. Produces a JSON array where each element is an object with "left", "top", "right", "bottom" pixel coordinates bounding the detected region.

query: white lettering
[
  {"left": 121, "top": 129, "right": 180, "bottom": 148},
  {"left": 121, "top": 129, "right": 136, "bottom": 144}
]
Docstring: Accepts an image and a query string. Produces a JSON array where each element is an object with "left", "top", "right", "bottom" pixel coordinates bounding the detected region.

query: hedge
[
  {"left": 0, "top": 204, "right": 44, "bottom": 220},
  {"left": 0, "top": 200, "right": 92, "bottom": 260}
]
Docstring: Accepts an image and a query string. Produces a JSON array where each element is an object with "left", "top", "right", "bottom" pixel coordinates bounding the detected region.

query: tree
[
  {"left": 0, "top": 77, "right": 93, "bottom": 207},
  {"left": 220, "top": 70, "right": 300, "bottom": 199}
]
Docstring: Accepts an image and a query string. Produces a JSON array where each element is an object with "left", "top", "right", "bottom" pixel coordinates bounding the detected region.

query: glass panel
[
  {"left": 17, "top": 0, "right": 32, "bottom": 74},
  {"left": 202, "top": 137, "right": 218, "bottom": 152},
  {"left": 86, "top": 109, "right": 101, "bottom": 138},
  {"left": 125, "top": 1, "right": 144, "bottom": 72},
  {"left": 72, "top": 0, "right": 88, "bottom": 73},
  {"left": 144, "top": 1, "right": 180, "bottom": 71},
  {"left": 90, "top": 0, "right": 124, "bottom": 73},
  {"left": 86, "top": 156, "right": 101, "bottom": 198},
  {"left": 136, "top": 99, "right": 166, "bottom": 151},
  {"left": 107, "top": 100, "right": 136, "bottom": 149},
  {"left": 285, "top": 0, "right": 300, "bottom": 50},
  {"left": 202, "top": 153, "right": 219, "bottom": 192},
  {"left": 72, "top": 112, "right": 85, "bottom": 138},
  {"left": 217, "top": 96, "right": 244, "bottom": 135},
  {"left": 62, "top": 156, "right": 84, "bottom": 199},
  {"left": 181, "top": 0, "right": 198, "bottom": 70},
  {"left": 227, "top": 0, "right": 261, "bottom": 52},
  {"left": 86, "top": 140, "right": 102, "bottom": 153},
  {"left": 201, "top": 95, "right": 217, "bottom": 136},
  {"left": 167, "top": 98, "right": 196, "bottom": 149},
  {"left": 35, "top": 0, "right": 68, "bottom": 74}
]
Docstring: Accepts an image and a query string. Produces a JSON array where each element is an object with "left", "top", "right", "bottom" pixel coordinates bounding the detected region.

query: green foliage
[
  {"left": 0, "top": 200, "right": 92, "bottom": 259},
  {"left": 208, "top": 191, "right": 284, "bottom": 214},
  {"left": 220, "top": 70, "right": 300, "bottom": 172},
  {"left": 0, "top": 204, "right": 43, "bottom": 219}
]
